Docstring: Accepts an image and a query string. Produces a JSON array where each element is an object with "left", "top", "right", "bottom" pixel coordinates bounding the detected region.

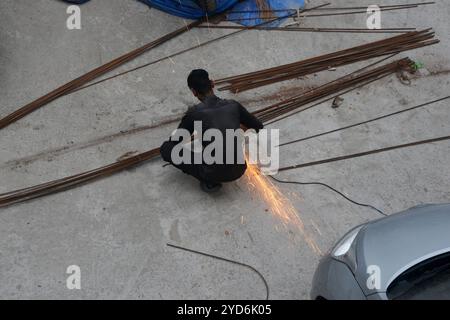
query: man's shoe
[{"left": 200, "top": 181, "right": 222, "bottom": 193}]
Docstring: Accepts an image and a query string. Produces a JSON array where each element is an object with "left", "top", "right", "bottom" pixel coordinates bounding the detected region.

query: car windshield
[{"left": 387, "top": 252, "right": 450, "bottom": 300}]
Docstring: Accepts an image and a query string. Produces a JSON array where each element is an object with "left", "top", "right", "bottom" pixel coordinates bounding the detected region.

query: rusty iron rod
[
  {"left": 278, "top": 135, "right": 450, "bottom": 172},
  {"left": 261, "top": 54, "right": 403, "bottom": 125},
  {"left": 215, "top": 30, "right": 437, "bottom": 93},
  {"left": 255, "top": 59, "right": 413, "bottom": 123},
  {"left": 68, "top": 12, "right": 305, "bottom": 96},
  {"left": 225, "top": 5, "right": 422, "bottom": 21},
  {"left": 197, "top": 25, "right": 416, "bottom": 33},
  {"left": 0, "top": 58, "right": 413, "bottom": 208},
  {"left": 0, "top": 20, "right": 202, "bottom": 131},
  {"left": 67, "top": 4, "right": 330, "bottom": 96},
  {"left": 216, "top": 30, "right": 432, "bottom": 83},
  {"left": 0, "top": 6, "right": 316, "bottom": 131},
  {"left": 226, "top": 2, "right": 435, "bottom": 14},
  {"left": 217, "top": 30, "right": 434, "bottom": 83},
  {"left": 277, "top": 96, "right": 450, "bottom": 147}
]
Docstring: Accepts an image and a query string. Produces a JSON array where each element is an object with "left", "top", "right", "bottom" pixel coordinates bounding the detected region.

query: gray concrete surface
[{"left": 0, "top": 0, "right": 449, "bottom": 299}]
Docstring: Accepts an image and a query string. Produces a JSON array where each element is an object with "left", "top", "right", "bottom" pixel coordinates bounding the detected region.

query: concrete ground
[{"left": 0, "top": 0, "right": 449, "bottom": 299}]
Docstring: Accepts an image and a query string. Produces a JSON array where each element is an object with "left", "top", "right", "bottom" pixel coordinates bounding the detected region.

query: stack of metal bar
[
  {"left": 224, "top": 2, "right": 435, "bottom": 22},
  {"left": 253, "top": 58, "right": 414, "bottom": 123},
  {"left": 0, "top": 148, "right": 161, "bottom": 207},
  {"left": 215, "top": 29, "right": 437, "bottom": 93},
  {"left": 0, "top": 57, "right": 415, "bottom": 208},
  {"left": 0, "top": 4, "right": 440, "bottom": 208},
  {"left": 0, "top": 20, "right": 201, "bottom": 131}
]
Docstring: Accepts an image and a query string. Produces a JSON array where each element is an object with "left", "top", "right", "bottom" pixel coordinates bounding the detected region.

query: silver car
[{"left": 311, "top": 204, "right": 450, "bottom": 300}]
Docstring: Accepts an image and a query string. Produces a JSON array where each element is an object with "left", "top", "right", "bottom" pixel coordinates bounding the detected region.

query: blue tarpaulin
[
  {"left": 227, "top": 0, "right": 305, "bottom": 26},
  {"left": 61, "top": 0, "right": 305, "bottom": 26},
  {"left": 138, "top": 0, "right": 238, "bottom": 19},
  {"left": 139, "top": 0, "right": 305, "bottom": 24}
]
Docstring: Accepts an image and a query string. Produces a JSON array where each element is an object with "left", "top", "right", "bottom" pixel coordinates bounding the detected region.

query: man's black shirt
[{"left": 160, "top": 95, "right": 264, "bottom": 183}]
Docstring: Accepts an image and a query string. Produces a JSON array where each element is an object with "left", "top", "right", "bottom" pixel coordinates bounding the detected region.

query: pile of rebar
[
  {"left": 254, "top": 57, "right": 414, "bottom": 123},
  {"left": 226, "top": 2, "right": 435, "bottom": 14},
  {"left": 215, "top": 29, "right": 437, "bottom": 93},
  {"left": 0, "top": 3, "right": 443, "bottom": 209},
  {"left": 197, "top": 25, "right": 417, "bottom": 34},
  {"left": 0, "top": 57, "right": 413, "bottom": 208},
  {"left": 225, "top": 2, "right": 435, "bottom": 21},
  {"left": 0, "top": 10, "right": 311, "bottom": 131},
  {"left": 0, "top": 20, "right": 201, "bottom": 131},
  {"left": 0, "top": 148, "right": 161, "bottom": 207}
]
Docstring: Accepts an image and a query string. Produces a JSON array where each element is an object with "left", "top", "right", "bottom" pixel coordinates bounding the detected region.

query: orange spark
[{"left": 244, "top": 162, "right": 322, "bottom": 255}]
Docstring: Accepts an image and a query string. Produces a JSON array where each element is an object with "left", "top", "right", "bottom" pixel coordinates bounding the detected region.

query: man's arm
[
  {"left": 238, "top": 102, "right": 264, "bottom": 132},
  {"left": 176, "top": 108, "right": 196, "bottom": 134},
  {"left": 160, "top": 109, "right": 195, "bottom": 163}
]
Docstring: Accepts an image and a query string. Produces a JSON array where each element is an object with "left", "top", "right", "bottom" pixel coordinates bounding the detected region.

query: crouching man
[{"left": 160, "top": 69, "right": 264, "bottom": 192}]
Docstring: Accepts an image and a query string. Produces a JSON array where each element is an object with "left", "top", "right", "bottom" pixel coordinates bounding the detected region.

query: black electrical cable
[
  {"left": 270, "top": 176, "right": 388, "bottom": 217},
  {"left": 269, "top": 97, "right": 450, "bottom": 218},
  {"left": 167, "top": 243, "right": 270, "bottom": 300}
]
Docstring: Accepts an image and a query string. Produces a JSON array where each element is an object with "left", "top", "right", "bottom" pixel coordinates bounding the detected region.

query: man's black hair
[{"left": 187, "top": 69, "right": 212, "bottom": 95}]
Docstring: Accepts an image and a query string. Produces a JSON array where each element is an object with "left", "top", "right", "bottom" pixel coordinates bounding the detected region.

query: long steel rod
[
  {"left": 218, "top": 32, "right": 434, "bottom": 85},
  {"left": 278, "top": 96, "right": 450, "bottom": 147},
  {"left": 216, "top": 30, "right": 437, "bottom": 93},
  {"left": 256, "top": 58, "right": 413, "bottom": 123},
  {"left": 0, "top": 20, "right": 201, "bottom": 130},
  {"left": 216, "top": 30, "right": 431, "bottom": 83},
  {"left": 68, "top": 3, "right": 330, "bottom": 96},
  {"left": 227, "top": 2, "right": 435, "bottom": 14},
  {"left": 68, "top": 12, "right": 303, "bottom": 95},
  {"left": 0, "top": 5, "right": 326, "bottom": 131},
  {"left": 278, "top": 135, "right": 450, "bottom": 172},
  {"left": 225, "top": 5, "right": 421, "bottom": 21},
  {"left": 197, "top": 25, "right": 416, "bottom": 34},
  {"left": 265, "top": 73, "right": 391, "bottom": 125},
  {"left": 0, "top": 58, "right": 412, "bottom": 208}
]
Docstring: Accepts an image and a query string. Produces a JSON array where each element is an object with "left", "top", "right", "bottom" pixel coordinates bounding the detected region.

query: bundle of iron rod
[
  {"left": 226, "top": 2, "right": 434, "bottom": 14},
  {"left": 0, "top": 148, "right": 161, "bottom": 207},
  {"left": 67, "top": 7, "right": 322, "bottom": 96},
  {"left": 277, "top": 96, "right": 450, "bottom": 147},
  {"left": 253, "top": 57, "right": 414, "bottom": 123},
  {"left": 0, "top": 7, "right": 317, "bottom": 131},
  {"left": 225, "top": 2, "right": 435, "bottom": 21},
  {"left": 0, "top": 20, "right": 203, "bottom": 131},
  {"left": 197, "top": 25, "right": 416, "bottom": 34},
  {"left": 0, "top": 57, "right": 414, "bottom": 208},
  {"left": 278, "top": 135, "right": 450, "bottom": 172},
  {"left": 215, "top": 29, "right": 437, "bottom": 93}
]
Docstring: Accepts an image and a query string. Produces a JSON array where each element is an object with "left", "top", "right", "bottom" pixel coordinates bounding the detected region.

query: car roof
[{"left": 354, "top": 203, "right": 450, "bottom": 295}]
